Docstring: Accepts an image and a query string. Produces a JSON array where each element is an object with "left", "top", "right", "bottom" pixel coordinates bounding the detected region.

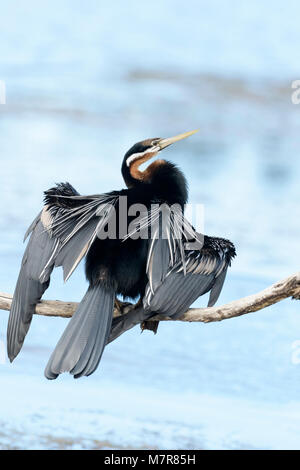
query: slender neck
[
  {"left": 147, "top": 160, "right": 188, "bottom": 207},
  {"left": 122, "top": 158, "right": 188, "bottom": 207}
]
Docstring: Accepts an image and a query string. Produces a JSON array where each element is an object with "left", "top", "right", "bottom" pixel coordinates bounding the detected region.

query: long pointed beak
[{"left": 158, "top": 129, "right": 199, "bottom": 150}]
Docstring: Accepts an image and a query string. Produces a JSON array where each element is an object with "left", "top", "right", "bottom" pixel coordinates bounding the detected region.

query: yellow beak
[{"left": 158, "top": 129, "right": 199, "bottom": 150}]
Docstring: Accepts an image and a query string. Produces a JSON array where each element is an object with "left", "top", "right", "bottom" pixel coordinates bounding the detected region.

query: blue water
[{"left": 0, "top": 0, "right": 300, "bottom": 449}]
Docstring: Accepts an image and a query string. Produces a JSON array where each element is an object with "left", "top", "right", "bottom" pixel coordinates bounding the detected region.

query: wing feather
[
  {"left": 7, "top": 182, "right": 118, "bottom": 361},
  {"left": 142, "top": 206, "right": 235, "bottom": 318}
]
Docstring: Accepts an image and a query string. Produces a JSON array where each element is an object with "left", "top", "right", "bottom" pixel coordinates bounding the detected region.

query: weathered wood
[{"left": 0, "top": 272, "right": 299, "bottom": 323}]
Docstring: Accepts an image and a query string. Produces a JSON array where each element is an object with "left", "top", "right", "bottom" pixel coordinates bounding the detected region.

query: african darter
[{"left": 7, "top": 130, "right": 236, "bottom": 379}]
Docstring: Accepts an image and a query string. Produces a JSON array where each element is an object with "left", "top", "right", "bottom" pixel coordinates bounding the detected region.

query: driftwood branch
[{"left": 0, "top": 272, "right": 299, "bottom": 323}]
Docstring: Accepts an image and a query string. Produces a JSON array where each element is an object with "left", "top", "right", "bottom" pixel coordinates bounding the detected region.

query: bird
[{"left": 7, "top": 130, "right": 236, "bottom": 379}]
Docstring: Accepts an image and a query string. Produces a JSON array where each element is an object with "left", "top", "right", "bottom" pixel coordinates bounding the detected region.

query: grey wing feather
[
  {"left": 43, "top": 194, "right": 117, "bottom": 282},
  {"left": 7, "top": 220, "right": 56, "bottom": 361},
  {"left": 144, "top": 269, "right": 216, "bottom": 319},
  {"left": 142, "top": 208, "right": 203, "bottom": 294},
  {"left": 144, "top": 220, "right": 232, "bottom": 319},
  {"left": 108, "top": 209, "right": 233, "bottom": 342},
  {"left": 23, "top": 210, "right": 42, "bottom": 242},
  {"left": 52, "top": 218, "right": 99, "bottom": 281},
  {"left": 8, "top": 183, "right": 118, "bottom": 362},
  {"left": 207, "top": 266, "right": 228, "bottom": 307},
  {"left": 147, "top": 238, "right": 171, "bottom": 294}
]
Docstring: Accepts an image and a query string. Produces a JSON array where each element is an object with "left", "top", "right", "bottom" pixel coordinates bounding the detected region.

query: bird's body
[
  {"left": 7, "top": 130, "right": 236, "bottom": 379},
  {"left": 85, "top": 191, "right": 149, "bottom": 298},
  {"left": 85, "top": 159, "right": 188, "bottom": 297}
]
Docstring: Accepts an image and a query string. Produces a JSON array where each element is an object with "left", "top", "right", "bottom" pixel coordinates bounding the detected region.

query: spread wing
[
  {"left": 121, "top": 203, "right": 235, "bottom": 318},
  {"left": 124, "top": 203, "right": 203, "bottom": 288},
  {"left": 107, "top": 241, "right": 232, "bottom": 345},
  {"left": 108, "top": 210, "right": 235, "bottom": 344},
  {"left": 143, "top": 230, "right": 236, "bottom": 319},
  {"left": 7, "top": 182, "right": 118, "bottom": 361},
  {"left": 40, "top": 184, "right": 118, "bottom": 282}
]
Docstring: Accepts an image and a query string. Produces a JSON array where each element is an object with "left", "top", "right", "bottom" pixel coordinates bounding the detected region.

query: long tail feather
[{"left": 44, "top": 285, "right": 114, "bottom": 379}]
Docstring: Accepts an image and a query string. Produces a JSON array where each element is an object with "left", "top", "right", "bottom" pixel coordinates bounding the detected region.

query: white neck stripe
[{"left": 126, "top": 147, "right": 159, "bottom": 167}]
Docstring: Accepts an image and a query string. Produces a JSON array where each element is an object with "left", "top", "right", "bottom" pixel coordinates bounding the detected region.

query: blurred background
[{"left": 0, "top": 0, "right": 300, "bottom": 450}]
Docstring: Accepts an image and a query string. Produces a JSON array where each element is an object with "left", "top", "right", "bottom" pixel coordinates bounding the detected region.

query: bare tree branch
[{"left": 0, "top": 272, "right": 299, "bottom": 323}]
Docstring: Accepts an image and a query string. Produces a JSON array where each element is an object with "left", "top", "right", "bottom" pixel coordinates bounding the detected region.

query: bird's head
[{"left": 121, "top": 130, "right": 198, "bottom": 189}]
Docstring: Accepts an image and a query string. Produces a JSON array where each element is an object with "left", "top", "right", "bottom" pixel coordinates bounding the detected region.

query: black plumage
[{"left": 7, "top": 130, "right": 236, "bottom": 379}]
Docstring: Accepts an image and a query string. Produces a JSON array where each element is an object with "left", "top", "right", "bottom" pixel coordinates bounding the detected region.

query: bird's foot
[
  {"left": 114, "top": 298, "right": 133, "bottom": 316},
  {"left": 140, "top": 320, "right": 160, "bottom": 334},
  {"left": 129, "top": 298, "right": 159, "bottom": 334}
]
